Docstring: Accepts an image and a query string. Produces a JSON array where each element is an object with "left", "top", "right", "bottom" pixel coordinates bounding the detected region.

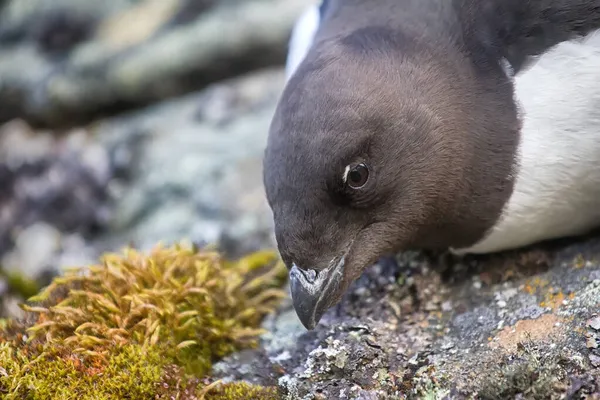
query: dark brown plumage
[{"left": 263, "top": 0, "right": 600, "bottom": 329}]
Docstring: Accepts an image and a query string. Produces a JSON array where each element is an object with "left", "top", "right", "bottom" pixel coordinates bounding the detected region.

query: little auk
[{"left": 262, "top": 0, "right": 600, "bottom": 330}]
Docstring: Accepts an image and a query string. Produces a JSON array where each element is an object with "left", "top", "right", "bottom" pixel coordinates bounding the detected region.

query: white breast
[{"left": 455, "top": 29, "right": 600, "bottom": 255}]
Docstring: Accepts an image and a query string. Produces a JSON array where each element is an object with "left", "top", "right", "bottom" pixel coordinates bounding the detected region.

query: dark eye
[{"left": 345, "top": 163, "right": 369, "bottom": 189}]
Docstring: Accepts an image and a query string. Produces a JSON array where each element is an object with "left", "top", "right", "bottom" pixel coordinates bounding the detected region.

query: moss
[
  {"left": 2, "top": 271, "right": 41, "bottom": 299},
  {"left": 0, "top": 342, "right": 164, "bottom": 400},
  {"left": 198, "top": 381, "right": 279, "bottom": 400},
  {"left": 0, "top": 243, "right": 287, "bottom": 399}
]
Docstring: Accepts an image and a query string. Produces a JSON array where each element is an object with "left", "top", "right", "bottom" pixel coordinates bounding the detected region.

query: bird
[{"left": 262, "top": 0, "right": 600, "bottom": 330}]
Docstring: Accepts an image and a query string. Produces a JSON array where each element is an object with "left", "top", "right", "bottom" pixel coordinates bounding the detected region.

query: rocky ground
[
  {"left": 215, "top": 234, "right": 600, "bottom": 399},
  {"left": 0, "top": 0, "right": 599, "bottom": 399}
]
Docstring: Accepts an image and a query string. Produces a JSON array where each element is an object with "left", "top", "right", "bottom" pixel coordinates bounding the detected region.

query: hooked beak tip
[
  {"left": 289, "top": 266, "right": 322, "bottom": 330},
  {"left": 288, "top": 259, "right": 345, "bottom": 330}
]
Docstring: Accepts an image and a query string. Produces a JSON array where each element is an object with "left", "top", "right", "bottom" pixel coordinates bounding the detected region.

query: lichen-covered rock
[
  {"left": 214, "top": 236, "right": 600, "bottom": 399},
  {"left": 0, "top": 0, "right": 305, "bottom": 127},
  {"left": 0, "top": 119, "right": 113, "bottom": 284},
  {"left": 93, "top": 67, "right": 286, "bottom": 258}
]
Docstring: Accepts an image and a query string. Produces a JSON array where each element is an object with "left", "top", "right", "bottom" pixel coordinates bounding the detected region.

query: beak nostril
[
  {"left": 303, "top": 269, "right": 318, "bottom": 283},
  {"left": 292, "top": 263, "right": 318, "bottom": 284}
]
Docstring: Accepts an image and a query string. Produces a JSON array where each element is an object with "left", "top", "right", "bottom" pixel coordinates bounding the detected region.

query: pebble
[
  {"left": 2, "top": 222, "right": 61, "bottom": 279},
  {"left": 441, "top": 300, "right": 453, "bottom": 312},
  {"left": 441, "top": 342, "right": 455, "bottom": 350},
  {"left": 587, "top": 316, "right": 600, "bottom": 331}
]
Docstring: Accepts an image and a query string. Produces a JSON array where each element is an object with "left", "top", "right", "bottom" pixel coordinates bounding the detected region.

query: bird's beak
[{"left": 288, "top": 257, "right": 346, "bottom": 330}]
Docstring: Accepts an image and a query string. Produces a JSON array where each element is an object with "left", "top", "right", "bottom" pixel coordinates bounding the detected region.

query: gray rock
[
  {"left": 260, "top": 296, "right": 307, "bottom": 358},
  {"left": 93, "top": 67, "right": 285, "bottom": 256},
  {"left": 208, "top": 237, "right": 600, "bottom": 399},
  {"left": 589, "top": 316, "right": 600, "bottom": 331},
  {"left": 0, "top": 120, "right": 114, "bottom": 268},
  {"left": 0, "top": 0, "right": 306, "bottom": 127},
  {"left": 1, "top": 222, "right": 61, "bottom": 278},
  {"left": 451, "top": 306, "right": 498, "bottom": 347}
]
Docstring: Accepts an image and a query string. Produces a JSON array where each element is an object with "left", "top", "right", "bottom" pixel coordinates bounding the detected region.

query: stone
[
  {"left": 0, "top": 0, "right": 306, "bottom": 127},
  {"left": 210, "top": 236, "right": 600, "bottom": 399},
  {"left": 588, "top": 316, "right": 600, "bottom": 331},
  {"left": 93, "top": 67, "right": 285, "bottom": 256},
  {"left": 2, "top": 222, "right": 61, "bottom": 279},
  {"left": 0, "top": 119, "right": 114, "bottom": 260}
]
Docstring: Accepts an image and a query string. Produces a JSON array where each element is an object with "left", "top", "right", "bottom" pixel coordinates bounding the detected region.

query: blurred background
[{"left": 0, "top": 0, "right": 307, "bottom": 319}]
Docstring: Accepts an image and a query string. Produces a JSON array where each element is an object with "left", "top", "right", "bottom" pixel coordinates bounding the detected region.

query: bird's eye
[{"left": 345, "top": 163, "right": 369, "bottom": 189}]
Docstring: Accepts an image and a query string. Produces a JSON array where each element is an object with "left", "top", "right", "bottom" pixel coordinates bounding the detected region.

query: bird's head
[{"left": 263, "top": 27, "right": 518, "bottom": 329}]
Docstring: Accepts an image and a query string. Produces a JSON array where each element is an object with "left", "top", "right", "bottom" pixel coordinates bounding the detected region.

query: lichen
[
  {"left": 409, "top": 365, "right": 450, "bottom": 400},
  {"left": 477, "top": 341, "right": 570, "bottom": 400},
  {"left": 0, "top": 242, "right": 287, "bottom": 399}
]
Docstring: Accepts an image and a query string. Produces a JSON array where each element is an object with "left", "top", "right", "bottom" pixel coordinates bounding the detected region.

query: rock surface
[
  {"left": 92, "top": 67, "right": 284, "bottom": 257},
  {"left": 214, "top": 235, "right": 600, "bottom": 399},
  {"left": 0, "top": 0, "right": 305, "bottom": 128},
  {"left": 0, "top": 119, "right": 113, "bottom": 280}
]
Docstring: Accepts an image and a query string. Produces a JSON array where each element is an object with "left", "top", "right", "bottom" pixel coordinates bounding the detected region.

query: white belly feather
[
  {"left": 457, "top": 29, "right": 600, "bottom": 254},
  {"left": 286, "top": 5, "right": 600, "bottom": 255}
]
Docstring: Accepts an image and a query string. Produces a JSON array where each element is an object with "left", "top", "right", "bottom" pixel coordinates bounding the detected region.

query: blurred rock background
[{"left": 0, "top": 0, "right": 307, "bottom": 318}]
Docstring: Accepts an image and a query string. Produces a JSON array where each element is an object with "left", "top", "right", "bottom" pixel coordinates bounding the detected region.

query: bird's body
[
  {"left": 286, "top": 1, "right": 600, "bottom": 256},
  {"left": 458, "top": 30, "right": 600, "bottom": 254},
  {"left": 263, "top": 0, "right": 600, "bottom": 329}
]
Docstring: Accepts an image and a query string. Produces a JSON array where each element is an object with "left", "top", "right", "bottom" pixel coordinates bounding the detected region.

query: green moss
[
  {"left": 0, "top": 343, "right": 164, "bottom": 400},
  {"left": 0, "top": 243, "right": 287, "bottom": 399},
  {"left": 198, "top": 381, "right": 279, "bottom": 400},
  {"left": 2, "top": 271, "right": 40, "bottom": 299}
]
